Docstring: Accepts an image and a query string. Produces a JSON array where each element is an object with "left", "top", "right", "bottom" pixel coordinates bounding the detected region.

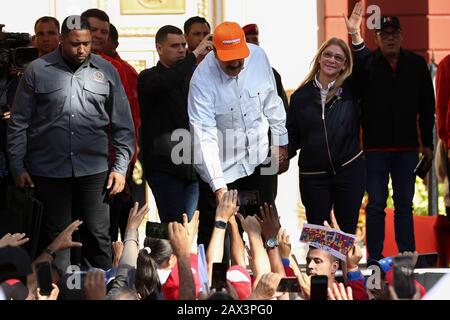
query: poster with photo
[{"left": 300, "top": 224, "right": 355, "bottom": 260}]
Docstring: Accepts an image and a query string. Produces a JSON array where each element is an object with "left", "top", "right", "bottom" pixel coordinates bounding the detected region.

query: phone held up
[
  {"left": 277, "top": 277, "right": 301, "bottom": 293},
  {"left": 211, "top": 262, "right": 228, "bottom": 291},
  {"left": 237, "top": 190, "right": 262, "bottom": 217},
  {"left": 146, "top": 221, "right": 169, "bottom": 240},
  {"left": 36, "top": 261, "right": 53, "bottom": 296},
  {"left": 393, "top": 255, "right": 416, "bottom": 299},
  {"left": 310, "top": 275, "right": 328, "bottom": 300}
]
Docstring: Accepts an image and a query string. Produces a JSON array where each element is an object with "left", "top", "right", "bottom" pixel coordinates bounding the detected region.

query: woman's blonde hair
[{"left": 300, "top": 37, "right": 353, "bottom": 103}]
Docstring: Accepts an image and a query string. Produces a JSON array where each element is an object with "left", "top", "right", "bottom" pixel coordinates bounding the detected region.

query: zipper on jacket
[{"left": 322, "top": 104, "right": 336, "bottom": 175}]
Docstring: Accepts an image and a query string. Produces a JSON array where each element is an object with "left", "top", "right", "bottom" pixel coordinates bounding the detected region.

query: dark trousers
[
  {"left": 365, "top": 151, "right": 418, "bottom": 260},
  {"left": 109, "top": 189, "right": 132, "bottom": 242},
  {"left": 33, "top": 171, "right": 111, "bottom": 271},
  {"left": 299, "top": 156, "right": 365, "bottom": 235},
  {"left": 197, "top": 164, "right": 276, "bottom": 257},
  {"left": 147, "top": 172, "right": 199, "bottom": 223}
]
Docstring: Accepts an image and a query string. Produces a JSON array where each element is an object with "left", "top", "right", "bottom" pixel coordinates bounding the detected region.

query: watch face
[{"left": 267, "top": 238, "right": 277, "bottom": 248}]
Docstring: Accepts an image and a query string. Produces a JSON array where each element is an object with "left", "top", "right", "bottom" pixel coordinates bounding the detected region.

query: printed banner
[{"left": 300, "top": 224, "right": 355, "bottom": 260}]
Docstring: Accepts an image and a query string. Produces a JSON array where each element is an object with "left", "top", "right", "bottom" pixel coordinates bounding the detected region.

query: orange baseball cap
[{"left": 214, "top": 21, "right": 250, "bottom": 62}]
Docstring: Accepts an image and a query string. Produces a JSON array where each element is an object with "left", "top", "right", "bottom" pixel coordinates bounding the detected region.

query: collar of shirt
[
  {"left": 314, "top": 73, "right": 336, "bottom": 106},
  {"left": 374, "top": 47, "right": 406, "bottom": 69}
]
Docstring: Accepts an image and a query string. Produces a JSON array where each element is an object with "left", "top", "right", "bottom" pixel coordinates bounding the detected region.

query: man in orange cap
[{"left": 188, "top": 21, "right": 288, "bottom": 252}]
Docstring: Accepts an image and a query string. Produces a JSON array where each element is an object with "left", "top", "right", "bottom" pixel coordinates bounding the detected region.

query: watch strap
[{"left": 214, "top": 220, "right": 227, "bottom": 229}]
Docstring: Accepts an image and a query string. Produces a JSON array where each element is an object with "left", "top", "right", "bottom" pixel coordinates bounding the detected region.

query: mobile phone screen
[
  {"left": 277, "top": 277, "right": 301, "bottom": 292},
  {"left": 146, "top": 221, "right": 169, "bottom": 240},
  {"left": 310, "top": 275, "right": 328, "bottom": 300},
  {"left": 211, "top": 263, "right": 228, "bottom": 291},
  {"left": 393, "top": 256, "right": 416, "bottom": 299},
  {"left": 237, "top": 190, "right": 261, "bottom": 216},
  {"left": 36, "top": 262, "right": 53, "bottom": 295}
]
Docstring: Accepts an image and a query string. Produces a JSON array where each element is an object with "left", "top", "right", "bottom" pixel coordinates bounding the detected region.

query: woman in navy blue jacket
[{"left": 287, "top": 37, "right": 364, "bottom": 234}]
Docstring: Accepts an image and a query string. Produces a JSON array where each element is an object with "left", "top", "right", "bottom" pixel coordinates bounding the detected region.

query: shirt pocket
[
  {"left": 215, "top": 102, "right": 238, "bottom": 130},
  {"left": 247, "top": 82, "right": 271, "bottom": 121},
  {"left": 34, "top": 81, "right": 65, "bottom": 119},
  {"left": 83, "top": 80, "right": 109, "bottom": 116}
]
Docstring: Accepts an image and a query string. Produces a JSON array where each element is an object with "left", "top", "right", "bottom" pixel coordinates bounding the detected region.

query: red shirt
[
  {"left": 436, "top": 55, "right": 450, "bottom": 149},
  {"left": 162, "top": 254, "right": 201, "bottom": 300},
  {"left": 99, "top": 52, "right": 139, "bottom": 165}
]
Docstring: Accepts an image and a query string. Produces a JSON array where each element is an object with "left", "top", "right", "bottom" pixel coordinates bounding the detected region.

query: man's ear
[
  {"left": 156, "top": 43, "right": 163, "bottom": 55},
  {"left": 330, "top": 260, "right": 340, "bottom": 275}
]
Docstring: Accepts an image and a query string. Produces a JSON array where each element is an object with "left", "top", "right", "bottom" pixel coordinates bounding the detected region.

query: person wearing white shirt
[{"left": 188, "top": 21, "right": 288, "bottom": 251}]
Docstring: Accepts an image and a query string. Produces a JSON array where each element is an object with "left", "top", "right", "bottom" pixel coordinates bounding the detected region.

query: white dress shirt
[{"left": 188, "top": 44, "right": 288, "bottom": 192}]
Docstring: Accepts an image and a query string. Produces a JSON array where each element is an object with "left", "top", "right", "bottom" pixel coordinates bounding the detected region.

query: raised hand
[
  {"left": 215, "top": 190, "right": 239, "bottom": 222},
  {"left": 236, "top": 213, "right": 261, "bottom": 236},
  {"left": 0, "top": 233, "right": 29, "bottom": 248},
  {"left": 47, "top": 220, "right": 83, "bottom": 252},
  {"left": 344, "top": 1, "right": 363, "bottom": 34},
  {"left": 182, "top": 211, "right": 200, "bottom": 247},
  {"left": 84, "top": 270, "right": 107, "bottom": 300},
  {"left": 277, "top": 229, "right": 291, "bottom": 260},
  {"left": 112, "top": 241, "right": 124, "bottom": 267},
  {"left": 328, "top": 282, "right": 353, "bottom": 300},
  {"left": 37, "top": 284, "right": 59, "bottom": 300},
  {"left": 168, "top": 222, "right": 190, "bottom": 258},
  {"left": 256, "top": 203, "right": 281, "bottom": 241},
  {"left": 126, "top": 202, "right": 149, "bottom": 231},
  {"left": 247, "top": 272, "right": 282, "bottom": 300},
  {"left": 193, "top": 34, "right": 214, "bottom": 59},
  {"left": 297, "top": 271, "right": 312, "bottom": 300},
  {"left": 323, "top": 210, "right": 341, "bottom": 231}
]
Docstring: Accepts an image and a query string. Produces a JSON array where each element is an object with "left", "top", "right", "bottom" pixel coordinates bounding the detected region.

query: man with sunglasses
[{"left": 345, "top": 3, "right": 435, "bottom": 261}]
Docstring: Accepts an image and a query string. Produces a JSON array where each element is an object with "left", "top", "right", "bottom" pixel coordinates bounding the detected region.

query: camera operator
[{"left": 0, "top": 17, "right": 60, "bottom": 212}]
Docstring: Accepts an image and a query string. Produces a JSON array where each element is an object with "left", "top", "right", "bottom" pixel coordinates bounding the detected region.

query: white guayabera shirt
[{"left": 188, "top": 44, "right": 288, "bottom": 191}]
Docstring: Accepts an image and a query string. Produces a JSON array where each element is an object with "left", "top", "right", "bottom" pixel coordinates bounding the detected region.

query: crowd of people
[{"left": 0, "top": 1, "right": 449, "bottom": 301}]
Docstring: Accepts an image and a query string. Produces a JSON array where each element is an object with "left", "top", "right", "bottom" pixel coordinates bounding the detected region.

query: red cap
[
  {"left": 242, "top": 24, "right": 259, "bottom": 36},
  {"left": 226, "top": 265, "right": 252, "bottom": 300}
]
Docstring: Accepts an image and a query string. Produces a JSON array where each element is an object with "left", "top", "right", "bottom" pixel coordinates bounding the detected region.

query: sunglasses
[{"left": 376, "top": 30, "right": 401, "bottom": 39}]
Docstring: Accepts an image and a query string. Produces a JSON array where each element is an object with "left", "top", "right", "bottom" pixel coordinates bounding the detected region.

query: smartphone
[
  {"left": 277, "top": 277, "right": 301, "bottom": 292},
  {"left": 310, "top": 275, "right": 328, "bottom": 300},
  {"left": 36, "top": 261, "right": 53, "bottom": 296},
  {"left": 393, "top": 255, "right": 416, "bottom": 299},
  {"left": 237, "top": 190, "right": 261, "bottom": 216},
  {"left": 211, "top": 262, "right": 228, "bottom": 291},
  {"left": 415, "top": 253, "right": 438, "bottom": 268},
  {"left": 146, "top": 221, "right": 169, "bottom": 240}
]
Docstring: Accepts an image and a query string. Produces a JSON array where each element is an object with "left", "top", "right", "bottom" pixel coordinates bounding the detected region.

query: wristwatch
[
  {"left": 214, "top": 220, "right": 227, "bottom": 230},
  {"left": 265, "top": 238, "right": 279, "bottom": 250},
  {"left": 43, "top": 247, "right": 56, "bottom": 259}
]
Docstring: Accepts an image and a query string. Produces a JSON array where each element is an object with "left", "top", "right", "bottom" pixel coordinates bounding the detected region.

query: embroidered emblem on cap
[
  {"left": 92, "top": 71, "right": 105, "bottom": 83},
  {"left": 223, "top": 38, "right": 241, "bottom": 45}
]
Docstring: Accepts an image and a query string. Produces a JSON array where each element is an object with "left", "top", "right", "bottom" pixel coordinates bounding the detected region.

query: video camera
[{"left": 0, "top": 24, "right": 38, "bottom": 79}]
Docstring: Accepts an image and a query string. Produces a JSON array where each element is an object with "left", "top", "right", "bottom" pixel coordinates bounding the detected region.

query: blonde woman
[{"left": 287, "top": 38, "right": 364, "bottom": 234}]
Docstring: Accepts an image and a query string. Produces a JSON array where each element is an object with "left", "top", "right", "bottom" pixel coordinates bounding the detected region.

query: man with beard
[{"left": 188, "top": 21, "right": 288, "bottom": 253}]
